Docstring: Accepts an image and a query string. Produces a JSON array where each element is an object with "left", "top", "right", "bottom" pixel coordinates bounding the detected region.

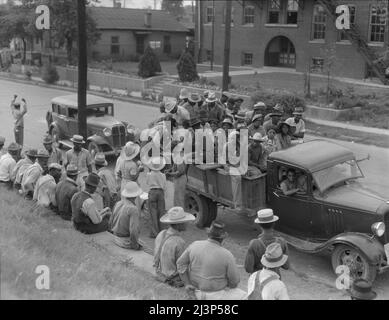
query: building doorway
[{"left": 265, "top": 36, "right": 296, "bottom": 68}]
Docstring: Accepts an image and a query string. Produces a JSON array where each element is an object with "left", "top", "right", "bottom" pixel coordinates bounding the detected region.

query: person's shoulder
[{"left": 285, "top": 117, "right": 294, "bottom": 124}]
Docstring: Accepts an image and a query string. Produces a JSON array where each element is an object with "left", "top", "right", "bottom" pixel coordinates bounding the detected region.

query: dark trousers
[
  {"left": 148, "top": 188, "right": 165, "bottom": 238},
  {"left": 14, "top": 126, "right": 24, "bottom": 146},
  {"left": 73, "top": 216, "right": 110, "bottom": 235}
]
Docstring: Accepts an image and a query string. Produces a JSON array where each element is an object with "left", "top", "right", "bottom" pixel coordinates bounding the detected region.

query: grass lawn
[{"left": 0, "top": 188, "right": 181, "bottom": 300}]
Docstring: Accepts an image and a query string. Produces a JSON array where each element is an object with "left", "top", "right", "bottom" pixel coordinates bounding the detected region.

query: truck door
[
  {"left": 267, "top": 164, "right": 313, "bottom": 237},
  {"left": 53, "top": 104, "right": 70, "bottom": 138},
  {"left": 67, "top": 107, "right": 79, "bottom": 139}
]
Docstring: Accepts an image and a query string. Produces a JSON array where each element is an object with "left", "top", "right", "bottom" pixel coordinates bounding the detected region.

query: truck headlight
[
  {"left": 103, "top": 128, "right": 112, "bottom": 137},
  {"left": 371, "top": 222, "right": 385, "bottom": 237}
]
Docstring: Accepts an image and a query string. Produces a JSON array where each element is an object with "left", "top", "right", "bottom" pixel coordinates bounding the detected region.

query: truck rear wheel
[
  {"left": 331, "top": 244, "right": 377, "bottom": 283},
  {"left": 185, "top": 191, "right": 214, "bottom": 229}
]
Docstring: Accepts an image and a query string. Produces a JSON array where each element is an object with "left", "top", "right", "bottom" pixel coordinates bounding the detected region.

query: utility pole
[
  {"left": 211, "top": 0, "right": 215, "bottom": 71},
  {"left": 77, "top": 0, "right": 87, "bottom": 139},
  {"left": 194, "top": 0, "right": 199, "bottom": 63},
  {"left": 222, "top": 0, "right": 232, "bottom": 92}
]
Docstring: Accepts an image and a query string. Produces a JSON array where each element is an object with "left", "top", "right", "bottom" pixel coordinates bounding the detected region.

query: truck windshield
[
  {"left": 86, "top": 105, "right": 113, "bottom": 117},
  {"left": 312, "top": 159, "right": 363, "bottom": 193}
]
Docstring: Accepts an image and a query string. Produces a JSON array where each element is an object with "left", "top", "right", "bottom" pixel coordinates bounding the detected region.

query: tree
[
  {"left": 177, "top": 49, "right": 199, "bottom": 82},
  {"left": 161, "top": 0, "right": 184, "bottom": 19},
  {"left": 138, "top": 46, "right": 162, "bottom": 78}
]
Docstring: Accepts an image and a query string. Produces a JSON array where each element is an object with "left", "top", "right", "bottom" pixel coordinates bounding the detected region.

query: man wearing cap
[
  {"left": 203, "top": 92, "right": 225, "bottom": 124},
  {"left": 247, "top": 242, "right": 290, "bottom": 300},
  {"left": 154, "top": 207, "right": 195, "bottom": 287},
  {"left": 43, "top": 135, "right": 62, "bottom": 166},
  {"left": 246, "top": 102, "right": 266, "bottom": 125},
  {"left": 248, "top": 114, "right": 266, "bottom": 138},
  {"left": 109, "top": 181, "right": 143, "bottom": 250},
  {"left": 178, "top": 88, "right": 190, "bottom": 106},
  {"left": 263, "top": 112, "right": 282, "bottom": 134},
  {"left": 183, "top": 93, "right": 201, "bottom": 126},
  {"left": 248, "top": 133, "right": 267, "bottom": 174},
  {"left": 94, "top": 153, "right": 117, "bottom": 209},
  {"left": 264, "top": 104, "right": 285, "bottom": 122},
  {"left": 0, "top": 136, "right": 5, "bottom": 157},
  {"left": 11, "top": 148, "right": 37, "bottom": 190},
  {"left": 244, "top": 209, "right": 289, "bottom": 274},
  {"left": 55, "top": 165, "right": 79, "bottom": 221},
  {"left": 146, "top": 157, "right": 167, "bottom": 238},
  {"left": 71, "top": 172, "right": 111, "bottom": 234},
  {"left": 64, "top": 135, "right": 93, "bottom": 186},
  {"left": 349, "top": 278, "right": 377, "bottom": 300},
  {"left": 33, "top": 163, "right": 62, "bottom": 208},
  {"left": 10, "top": 94, "right": 27, "bottom": 146},
  {"left": 285, "top": 107, "right": 306, "bottom": 140},
  {"left": 177, "top": 220, "right": 246, "bottom": 300},
  {"left": 21, "top": 149, "right": 49, "bottom": 199},
  {"left": 164, "top": 98, "right": 190, "bottom": 127},
  {"left": 0, "top": 142, "right": 20, "bottom": 187}
]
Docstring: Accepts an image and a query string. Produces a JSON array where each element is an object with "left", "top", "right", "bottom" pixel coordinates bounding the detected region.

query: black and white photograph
[{"left": 0, "top": 0, "right": 388, "bottom": 306}]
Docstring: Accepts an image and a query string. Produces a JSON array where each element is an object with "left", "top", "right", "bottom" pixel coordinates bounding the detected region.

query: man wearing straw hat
[
  {"left": 247, "top": 242, "right": 290, "bottom": 300},
  {"left": 55, "top": 164, "right": 79, "bottom": 221},
  {"left": 183, "top": 93, "right": 201, "bottom": 126},
  {"left": 177, "top": 221, "right": 246, "bottom": 300},
  {"left": 248, "top": 114, "right": 266, "bottom": 138},
  {"left": 285, "top": 106, "right": 306, "bottom": 141},
  {"left": 164, "top": 98, "right": 190, "bottom": 127},
  {"left": 42, "top": 134, "right": 62, "bottom": 166},
  {"left": 154, "top": 207, "right": 195, "bottom": 287},
  {"left": 109, "top": 181, "right": 144, "bottom": 250},
  {"left": 11, "top": 148, "right": 37, "bottom": 190},
  {"left": 33, "top": 162, "right": 62, "bottom": 209},
  {"left": 178, "top": 88, "right": 190, "bottom": 106},
  {"left": 244, "top": 209, "right": 289, "bottom": 274}
]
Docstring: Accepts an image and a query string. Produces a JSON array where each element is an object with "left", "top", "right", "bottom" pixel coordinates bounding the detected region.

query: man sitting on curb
[
  {"left": 55, "top": 165, "right": 79, "bottom": 221},
  {"left": 109, "top": 181, "right": 143, "bottom": 250},
  {"left": 12, "top": 148, "right": 37, "bottom": 190},
  {"left": 71, "top": 173, "right": 111, "bottom": 234},
  {"left": 247, "top": 242, "right": 290, "bottom": 300},
  {"left": 33, "top": 163, "right": 62, "bottom": 209},
  {"left": 154, "top": 207, "right": 195, "bottom": 288},
  {"left": 177, "top": 221, "right": 246, "bottom": 300},
  {"left": 244, "top": 209, "right": 289, "bottom": 274}
]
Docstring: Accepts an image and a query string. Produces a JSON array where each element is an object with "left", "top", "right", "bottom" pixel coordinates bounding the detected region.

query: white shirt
[
  {"left": 33, "top": 174, "right": 57, "bottom": 207},
  {"left": 81, "top": 197, "right": 107, "bottom": 224},
  {"left": 285, "top": 117, "right": 306, "bottom": 135},
  {"left": 247, "top": 269, "right": 289, "bottom": 300},
  {"left": 0, "top": 153, "right": 16, "bottom": 182},
  {"left": 21, "top": 162, "right": 43, "bottom": 193}
]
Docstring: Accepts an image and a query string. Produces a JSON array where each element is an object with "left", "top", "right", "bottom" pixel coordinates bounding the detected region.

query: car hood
[
  {"left": 87, "top": 116, "right": 123, "bottom": 128},
  {"left": 317, "top": 182, "right": 389, "bottom": 213}
]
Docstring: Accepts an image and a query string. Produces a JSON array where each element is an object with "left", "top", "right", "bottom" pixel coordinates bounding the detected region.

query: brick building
[{"left": 200, "top": 0, "right": 389, "bottom": 81}]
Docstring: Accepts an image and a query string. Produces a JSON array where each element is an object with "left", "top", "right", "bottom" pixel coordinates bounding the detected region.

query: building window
[
  {"left": 223, "top": 6, "right": 235, "bottom": 26},
  {"left": 312, "top": 57, "right": 324, "bottom": 72},
  {"left": 243, "top": 5, "right": 255, "bottom": 24},
  {"left": 312, "top": 4, "right": 326, "bottom": 40},
  {"left": 163, "top": 36, "right": 171, "bottom": 54},
  {"left": 369, "top": 5, "right": 387, "bottom": 43},
  {"left": 268, "top": 0, "right": 281, "bottom": 24},
  {"left": 111, "top": 36, "right": 120, "bottom": 55},
  {"left": 287, "top": 0, "right": 298, "bottom": 24},
  {"left": 243, "top": 52, "right": 253, "bottom": 65},
  {"left": 206, "top": 6, "right": 214, "bottom": 24},
  {"left": 206, "top": 50, "right": 212, "bottom": 61},
  {"left": 149, "top": 41, "right": 161, "bottom": 49},
  {"left": 136, "top": 36, "right": 144, "bottom": 54},
  {"left": 339, "top": 5, "right": 356, "bottom": 41}
]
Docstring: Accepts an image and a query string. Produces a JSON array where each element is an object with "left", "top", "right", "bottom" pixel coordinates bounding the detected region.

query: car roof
[
  {"left": 51, "top": 94, "right": 113, "bottom": 109},
  {"left": 268, "top": 140, "right": 355, "bottom": 173}
]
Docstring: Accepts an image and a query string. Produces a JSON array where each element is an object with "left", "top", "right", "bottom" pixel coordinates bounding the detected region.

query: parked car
[
  {"left": 47, "top": 94, "right": 133, "bottom": 157},
  {"left": 184, "top": 140, "right": 389, "bottom": 282}
]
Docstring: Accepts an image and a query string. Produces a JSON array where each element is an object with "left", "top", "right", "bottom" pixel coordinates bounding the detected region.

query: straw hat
[
  {"left": 94, "top": 153, "right": 108, "bottom": 167},
  {"left": 222, "top": 118, "right": 233, "bottom": 126},
  {"left": 293, "top": 107, "right": 305, "bottom": 115},
  {"left": 36, "top": 149, "right": 50, "bottom": 158},
  {"left": 160, "top": 207, "right": 195, "bottom": 224},
  {"left": 206, "top": 221, "right": 228, "bottom": 240},
  {"left": 349, "top": 279, "right": 377, "bottom": 300},
  {"left": 121, "top": 142, "right": 140, "bottom": 161},
  {"left": 26, "top": 148, "right": 38, "bottom": 158},
  {"left": 250, "top": 133, "right": 266, "bottom": 143},
  {"left": 66, "top": 164, "right": 79, "bottom": 176},
  {"left": 261, "top": 242, "right": 288, "bottom": 269},
  {"left": 255, "top": 208, "right": 279, "bottom": 224},
  {"left": 206, "top": 92, "right": 217, "bottom": 103},
  {"left": 48, "top": 163, "right": 62, "bottom": 171},
  {"left": 188, "top": 93, "right": 202, "bottom": 103},
  {"left": 222, "top": 91, "right": 231, "bottom": 98},
  {"left": 121, "top": 181, "right": 143, "bottom": 198},
  {"left": 43, "top": 135, "right": 53, "bottom": 145},
  {"left": 164, "top": 99, "right": 177, "bottom": 113},
  {"left": 179, "top": 88, "right": 189, "bottom": 100},
  {"left": 253, "top": 101, "right": 266, "bottom": 110},
  {"left": 7, "top": 142, "right": 21, "bottom": 152},
  {"left": 252, "top": 114, "right": 263, "bottom": 122},
  {"left": 146, "top": 156, "right": 166, "bottom": 171},
  {"left": 70, "top": 135, "right": 85, "bottom": 144},
  {"left": 278, "top": 121, "right": 292, "bottom": 133}
]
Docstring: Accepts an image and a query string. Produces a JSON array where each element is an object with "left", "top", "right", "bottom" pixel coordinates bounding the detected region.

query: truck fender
[
  {"left": 86, "top": 134, "right": 108, "bottom": 147},
  {"left": 326, "top": 232, "right": 385, "bottom": 265}
]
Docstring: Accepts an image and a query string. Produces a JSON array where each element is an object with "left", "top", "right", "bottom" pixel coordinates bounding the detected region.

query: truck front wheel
[
  {"left": 184, "top": 191, "right": 214, "bottom": 229},
  {"left": 331, "top": 244, "right": 377, "bottom": 283}
]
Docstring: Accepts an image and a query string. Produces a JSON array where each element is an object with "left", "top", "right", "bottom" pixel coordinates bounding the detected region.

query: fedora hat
[
  {"left": 261, "top": 242, "right": 288, "bottom": 269},
  {"left": 70, "top": 135, "right": 85, "bottom": 144},
  {"left": 250, "top": 133, "right": 266, "bottom": 143},
  {"left": 160, "top": 207, "right": 195, "bottom": 224},
  {"left": 94, "top": 153, "right": 108, "bottom": 167},
  {"left": 146, "top": 156, "right": 166, "bottom": 171},
  {"left": 121, "top": 181, "right": 143, "bottom": 198},
  {"left": 164, "top": 98, "right": 177, "bottom": 113},
  {"left": 0, "top": 136, "right": 5, "bottom": 145},
  {"left": 66, "top": 164, "right": 79, "bottom": 176},
  {"left": 188, "top": 93, "right": 202, "bottom": 103},
  {"left": 349, "top": 279, "right": 377, "bottom": 300},
  {"left": 222, "top": 118, "right": 233, "bottom": 126},
  {"left": 7, "top": 142, "right": 21, "bottom": 152},
  {"left": 268, "top": 112, "right": 283, "bottom": 118},
  {"left": 253, "top": 101, "right": 266, "bottom": 110},
  {"left": 252, "top": 114, "right": 263, "bottom": 122},
  {"left": 222, "top": 91, "right": 231, "bottom": 98},
  {"left": 293, "top": 107, "right": 305, "bottom": 115},
  {"left": 206, "top": 92, "right": 217, "bottom": 103},
  {"left": 49, "top": 163, "right": 62, "bottom": 171},
  {"left": 43, "top": 135, "right": 53, "bottom": 144},
  {"left": 121, "top": 142, "right": 140, "bottom": 161},
  {"left": 273, "top": 104, "right": 284, "bottom": 113},
  {"left": 26, "top": 148, "right": 38, "bottom": 157},
  {"left": 255, "top": 208, "right": 279, "bottom": 224},
  {"left": 36, "top": 149, "right": 50, "bottom": 158},
  {"left": 84, "top": 172, "right": 100, "bottom": 187},
  {"left": 206, "top": 221, "right": 228, "bottom": 240},
  {"left": 179, "top": 88, "right": 190, "bottom": 100}
]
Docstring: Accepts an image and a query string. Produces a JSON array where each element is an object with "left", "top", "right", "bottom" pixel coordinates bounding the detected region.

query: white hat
[
  {"left": 165, "top": 99, "right": 177, "bottom": 113},
  {"left": 179, "top": 88, "right": 190, "bottom": 100},
  {"left": 48, "top": 163, "right": 62, "bottom": 171},
  {"left": 250, "top": 132, "right": 266, "bottom": 142},
  {"left": 261, "top": 242, "right": 288, "bottom": 268},
  {"left": 146, "top": 156, "right": 166, "bottom": 171},
  {"left": 255, "top": 208, "right": 279, "bottom": 224},
  {"left": 121, "top": 142, "right": 140, "bottom": 161},
  {"left": 121, "top": 181, "right": 143, "bottom": 198},
  {"left": 160, "top": 207, "right": 195, "bottom": 224},
  {"left": 254, "top": 102, "right": 266, "bottom": 110},
  {"left": 206, "top": 92, "right": 217, "bottom": 103}
]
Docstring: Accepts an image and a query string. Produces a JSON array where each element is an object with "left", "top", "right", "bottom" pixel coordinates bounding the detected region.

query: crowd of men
[{"left": 0, "top": 91, "right": 376, "bottom": 301}]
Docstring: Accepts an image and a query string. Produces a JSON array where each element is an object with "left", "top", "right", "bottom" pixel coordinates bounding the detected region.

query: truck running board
[{"left": 275, "top": 231, "right": 329, "bottom": 254}]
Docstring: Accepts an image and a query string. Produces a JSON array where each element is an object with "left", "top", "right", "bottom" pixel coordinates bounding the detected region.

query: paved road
[{"left": 1, "top": 78, "right": 388, "bottom": 299}]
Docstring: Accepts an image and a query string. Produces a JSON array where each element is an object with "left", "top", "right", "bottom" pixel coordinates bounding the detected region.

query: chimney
[{"left": 144, "top": 11, "right": 152, "bottom": 28}]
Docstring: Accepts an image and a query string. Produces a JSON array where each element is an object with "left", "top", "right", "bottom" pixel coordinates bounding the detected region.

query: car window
[
  {"left": 86, "top": 106, "right": 112, "bottom": 117},
  {"left": 68, "top": 108, "right": 78, "bottom": 119},
  {"left": 58, "top": 105, "right": 67, "bottom": 116},
  {"left": 277, "top": 165, "right": 309, "bottom": 195},
  {"left": 52, "top": 104, "right": 58, "bottom": 113}
]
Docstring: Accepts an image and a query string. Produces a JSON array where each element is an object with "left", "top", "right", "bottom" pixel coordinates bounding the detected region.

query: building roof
[
  {"left": 89, "top": 7, "right": 189, "bottom": 33},
  {"left": 51, "top": 94, "right": 113, "bottom": 108},
  {"left": 269, "top": 140, "right": 355, "bottom": 173}
]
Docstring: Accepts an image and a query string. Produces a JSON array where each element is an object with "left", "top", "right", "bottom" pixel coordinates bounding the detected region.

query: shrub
[
  {"left": 42, "top": 64, "right": 59, "bottom": 84},
  {"left": 177, "top": 50, "right": 199, "bottom": 82},
  {"left": 138, "top": 46, "right": 162, "bottom": 78},
  {"left": 25, "top": 70, "right": 32, "bottom": 80},
  {"left": 333, "top": 97, "right": 365, "bottom": 110}
]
